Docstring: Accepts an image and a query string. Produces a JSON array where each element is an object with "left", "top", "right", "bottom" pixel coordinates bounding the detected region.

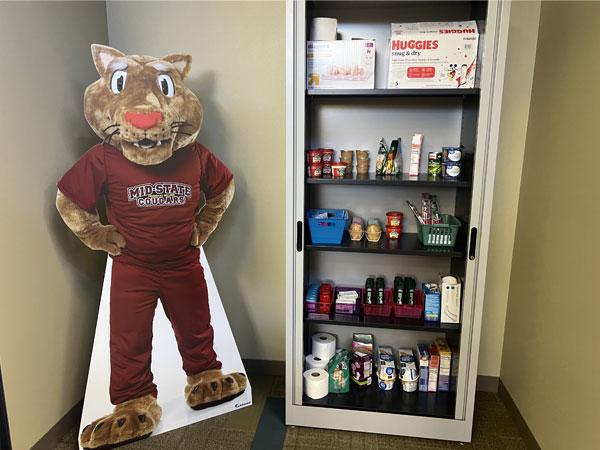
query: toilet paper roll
[
  {"left": 305, "top": 354, "right": 329, "bottom": 370},
  {"left": 312, "top": 333, "right": 336, "bottom": 360},
  {"left": 303, "top": 369, "right": 329, "bottom": 399},
  {"left": 310, "top": 17, "right": 337, "bottom": 41}
]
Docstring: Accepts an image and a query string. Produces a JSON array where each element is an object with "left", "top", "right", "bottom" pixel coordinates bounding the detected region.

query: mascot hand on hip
[{"left": 56, "top": 44, "right": 246, "bottom": 450}]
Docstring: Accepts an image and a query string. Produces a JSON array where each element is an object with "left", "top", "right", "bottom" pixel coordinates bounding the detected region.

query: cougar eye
[
  {"left": 110, "top": 70, "right": 127, "bottom": 94},
  {"left": 157, "top": 74, "right": 175, "bottom": 97}
]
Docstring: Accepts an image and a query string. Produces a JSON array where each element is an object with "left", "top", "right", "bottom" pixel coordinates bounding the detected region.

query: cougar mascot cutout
[{"left": 56, "top": 44, "right": 246, "bottom": 449}]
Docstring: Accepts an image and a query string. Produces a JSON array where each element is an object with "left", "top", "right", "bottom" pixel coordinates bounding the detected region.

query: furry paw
[
  {"left": 80, "top": 395, "right": 161, "bottom": 450},
  {"left": 189, "top": 222, "right": 210, "bottom": 248},
  {"left": 185, "top": 369, "right": 247, "bottom": 410},
  {"left": 91, "top": 224, "right": 127, "bottom": 256}
]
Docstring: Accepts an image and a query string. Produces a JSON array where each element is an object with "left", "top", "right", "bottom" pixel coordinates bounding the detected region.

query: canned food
[
  {"left": 428, "top": 152, "right": 442, "bottom": 176},
  {"left": 322, "top": 163, "right": 332, "bottom": 175},
  {"left": 386, "top": 225, "right": 402, "bottom": 239},
  {"left": 331, "top": 162, "right": 348, "bottom": 178},
  {"left": 442, "top": 147, "right": 462, "bottom": 163}
]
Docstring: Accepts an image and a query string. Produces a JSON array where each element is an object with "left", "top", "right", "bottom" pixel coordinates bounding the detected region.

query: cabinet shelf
[
  {"left": 305, "top": 232, "right": 465, "bottom": 258},
  {"left": 306, "top": 172, "right": 471, "bottom": 187},
  {"left": 303, "top": 384, "right": 456, "bottom": 419},
  {"left": 305, "top": 312, "right": 461, "bottom": 334},
  {"left": 307, "top": 88, "right": 480, "bottom": 98}
]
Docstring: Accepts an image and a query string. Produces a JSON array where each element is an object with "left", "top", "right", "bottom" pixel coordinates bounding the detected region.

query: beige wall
[
  {"left": 106, "top": 1, "right": 286, "bottom": 361},
  {"left": 478, "top": 1, "right": 540, "bottom": 377},
  {"left": 0, "top": 2, "right": 108, "bottom": 449},
  {"left": 501, "top": 2, "right": 600, "bottom": 449}
]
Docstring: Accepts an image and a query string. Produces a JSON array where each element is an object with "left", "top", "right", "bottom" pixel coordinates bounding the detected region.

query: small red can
[
  {"left": 386, "top": 225, "right": 402, "bottom": 239},
  {"left": 386, "top": 211, "right": 403, "bottom": 227},
  {"left": 307, "top": 163, "right": 323, "bottom": 178},
  {"left": 320, "top": 148, "right": 334, "bottom": 163},
  {"left": 306, "top": 149, "right": 322, "bottom": 164}
]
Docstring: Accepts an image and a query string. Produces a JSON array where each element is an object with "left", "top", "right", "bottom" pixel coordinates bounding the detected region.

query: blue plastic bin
[{"left": 307, "top": 209, "right": 350, "bottom": 244}]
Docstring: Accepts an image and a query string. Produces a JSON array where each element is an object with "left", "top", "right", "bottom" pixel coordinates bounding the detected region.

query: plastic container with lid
[
  {"left": 386, "top": 211, "right": 403, "bottom": 227},
  {"left": 307, "top": 163, "right": 323, "bottom": 178},
  {"left": 320, "top": 148, "right": 334, "bottom": 163},
  {"left": 331, "top": 162, "right": 348, "bottom": 177},
  {"left": 306, "top": 149, "right": 322, "bottom": 164},
  {"left": 386, "top": 225, "right": 402, "bottom": 239},
  {"left": 322, "top": 163, "right": 332, "bottom": 175}
]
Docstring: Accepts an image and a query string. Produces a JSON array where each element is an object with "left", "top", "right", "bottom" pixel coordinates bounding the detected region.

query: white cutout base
[{"left": 78, "top": 251, "right": 252, "bottom": 448}]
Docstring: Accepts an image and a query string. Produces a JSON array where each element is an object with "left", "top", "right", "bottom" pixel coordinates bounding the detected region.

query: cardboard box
[
  {"left": 435, "top": 338, "right": 452, "bottom": 392},
  {"left": 423, "top": 283, "right": 441, "bottom": 322},
  {"left": 416, "top": 344, "right": 429, "bottom": 392},
  {"left": 387, "top": 21, "right": 479, "bottom": 89},
  {"left": 307, "top": 40, "right": 376, "bottom": 89},
  {"left": 427, "top": 344, "right": 439, "bottom": 392},
  {"left": 440, "top": 276, "right": 462, "bottom": 323}
]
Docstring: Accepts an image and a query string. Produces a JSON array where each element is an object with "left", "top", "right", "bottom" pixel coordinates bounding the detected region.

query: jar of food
[
  {"left": 331, "top": 162, "right": 348, "bottom": 178},
  {"left": 322, "top": 163, "right": 332, "bottom": 175}
]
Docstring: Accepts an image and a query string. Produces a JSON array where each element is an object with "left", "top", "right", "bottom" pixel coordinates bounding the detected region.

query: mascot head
[{"left": 84, "top": 44, "right": 202, "bottom": 166}]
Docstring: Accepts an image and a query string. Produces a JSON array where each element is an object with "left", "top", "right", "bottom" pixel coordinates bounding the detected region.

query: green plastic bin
[{"left": 415, "top": 214, "right": 461, "bottom": 247}]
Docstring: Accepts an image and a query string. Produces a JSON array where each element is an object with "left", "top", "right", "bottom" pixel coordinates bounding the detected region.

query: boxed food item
[
  {"left": 427, "top": 344, "right": 440, "bottom": 392},
  {"left": 416, "top": 344, "right": 429, "bottom": 392},
  {"left": 450, "top": 344, "right": 459, "bottom": 392},
  {"left": 307, "top": 40, "right": 376, "bottom": 89},
  {"left": 387, "top": 21, "right": 479, "bottom": 89},
  {"left": 440, "top": 275, "right": 462, "bottom": 323},
  {"left": 423, "top": 283, "right": 441, "bottom": 322},
  {"left": 435, "top": 338, "right": 452, "bottom": 392},
  {"left": 351, "top": 334, "right": 373, "bottom": 389},
  {"left": 328, "top": 349, "right": 350, "bottom": 393},
  {"left": 397, "top": 348, "right": 419, "bottom": 392},
  {"left": 377, "top": 346, "right": 396, "bottom": 391}
]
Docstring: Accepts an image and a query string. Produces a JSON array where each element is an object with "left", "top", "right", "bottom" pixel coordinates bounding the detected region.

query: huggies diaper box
[
  {"left": 387, "top": 21, "right": 479, "bottom": 89},
  {"left": 307, "top": 40, "right": 376, "bottom": 89}
]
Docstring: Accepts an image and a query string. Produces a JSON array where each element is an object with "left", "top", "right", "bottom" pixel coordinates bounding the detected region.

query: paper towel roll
[
  {"left": 310, "top": 17, "right": 337, "bottom": 41},
  {"left": 305, "top": 354, "right": 329, "bottom": 370},
  {"left": 303, "top": 369, "right": 329, "bottom": 399},
  {"left": 312, "top": 333, "right": 336, "bottom": 360}
]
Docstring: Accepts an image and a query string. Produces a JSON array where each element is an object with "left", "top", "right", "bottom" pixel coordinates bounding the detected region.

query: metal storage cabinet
[{"left": 286, "top": 1, "right": 510, "bottom": 441}]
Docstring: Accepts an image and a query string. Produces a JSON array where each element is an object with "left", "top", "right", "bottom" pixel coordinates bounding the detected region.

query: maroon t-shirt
[{"left": 58, "top": 142, "right": 233, "bottom": 268}]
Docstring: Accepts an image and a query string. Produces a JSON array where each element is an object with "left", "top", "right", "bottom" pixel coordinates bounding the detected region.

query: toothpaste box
[
  {"left": 307, "top": 40, "right": 376, "bottom": 89},
  {"left": 427, "top": 344, "right": 439, "bottom": 392},
  {"left": 423, "top": 283, "right": 441, "bottom": 322},
  {"left": 416, "top": 344, "right": 429, "bottom": 392},
  {"left": 435, "top": 338, "right": 452, "bottom": 392},
  {"left": 387, "top": 21, "right": 479, "bottom": 89}
]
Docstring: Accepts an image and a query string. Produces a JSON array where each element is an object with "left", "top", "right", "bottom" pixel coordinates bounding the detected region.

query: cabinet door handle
[
  {"left": 297, "top": 221, "right": 303, "bottom": 251},
  {"left": 469, "top": 227, "right": 478, "bottom": 261}
]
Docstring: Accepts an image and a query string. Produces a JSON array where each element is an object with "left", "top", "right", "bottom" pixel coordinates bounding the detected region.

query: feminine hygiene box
[
  {"left": 307, "top": 40, "right": 376, "bottom": 89},
  {"left": 387, "top": 21, "right": 479, "bottom": 89}
]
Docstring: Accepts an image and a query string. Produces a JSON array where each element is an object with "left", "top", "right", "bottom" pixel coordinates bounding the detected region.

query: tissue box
[
  {"left": 423, "top": 283, "right": 441, "bottom": 322},
  {"left": 307, "top": 40, "right": 376, "bottom": 89},
  {"left": 440, "top": 276, "right": 461, "bottom": 323},
  {"left": 387, "top": 21, "right": 479, "bottom": 89}
]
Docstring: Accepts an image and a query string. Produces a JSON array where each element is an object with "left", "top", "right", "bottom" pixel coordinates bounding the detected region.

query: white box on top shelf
[
  {"left": 387, "top": 21, "right": 479, "bottom": 89},
  {"left": 307, "top": 40, "right": 376, "bottom": 89}
]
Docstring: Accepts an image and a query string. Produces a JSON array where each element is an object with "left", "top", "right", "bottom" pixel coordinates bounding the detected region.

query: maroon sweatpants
[{"left": 109, "top": 258, "right": 221, "bottom": 405}]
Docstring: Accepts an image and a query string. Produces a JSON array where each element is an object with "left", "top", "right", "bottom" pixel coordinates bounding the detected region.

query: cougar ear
[
  {"left": 91, "top": 44, "right": 126, "bottom": 76},
  {"left": 162, "top": 54, "right": 192, "bottom": 80}
]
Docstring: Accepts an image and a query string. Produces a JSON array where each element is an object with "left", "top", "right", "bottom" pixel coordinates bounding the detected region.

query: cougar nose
[{"left": 124, "top": 111, "right": 163, "bottom": 130}]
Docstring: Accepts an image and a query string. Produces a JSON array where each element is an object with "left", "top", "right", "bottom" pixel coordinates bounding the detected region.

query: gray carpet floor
[{"left": 53, "top": 374, "right": 527, "bottom": 450}]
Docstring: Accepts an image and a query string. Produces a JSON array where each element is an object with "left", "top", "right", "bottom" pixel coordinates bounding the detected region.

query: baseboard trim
[
  {"left": 476, "top": 375, "right": 499, "bottom": 392},
  {"left": 31, "top": 399, "right": 82, "bottom": 450},
  {"left": 242, "top": 359, "right": 285, "bottom": 377},
  {"left": 498, "top": 380, "right": 541, "bottom": 450}
]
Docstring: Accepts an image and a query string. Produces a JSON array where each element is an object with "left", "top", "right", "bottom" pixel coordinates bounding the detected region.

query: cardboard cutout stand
[{"left": 79, "top": 253, "right": 251, "bottom": 448}]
